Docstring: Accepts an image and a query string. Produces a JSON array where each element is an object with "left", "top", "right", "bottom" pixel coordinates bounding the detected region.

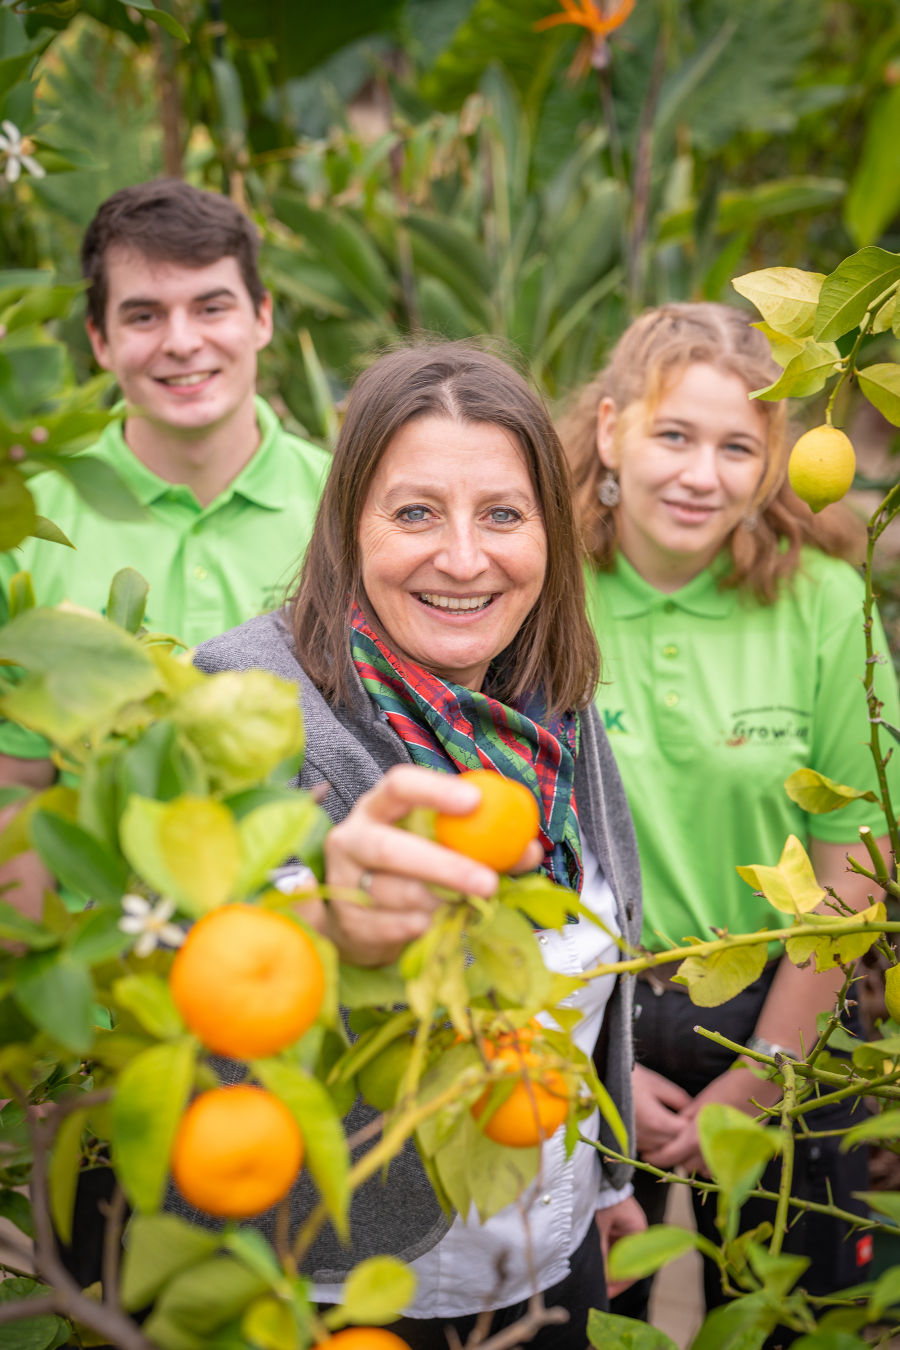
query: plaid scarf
[{"left": 349, "top": 604, "right": 582, "bottom": 893}]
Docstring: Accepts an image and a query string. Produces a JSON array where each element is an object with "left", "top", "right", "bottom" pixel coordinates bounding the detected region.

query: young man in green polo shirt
[{"left": 0, "top": 179, "right": 332, "bottom": 918}]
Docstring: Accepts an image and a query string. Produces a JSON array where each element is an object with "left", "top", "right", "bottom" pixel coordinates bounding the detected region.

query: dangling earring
[
  {"left": 741, "top": 511, "right": 758, "bottom": 532},
  {"left": 598, "top": 470, "right": 620, "bottom": 508}
]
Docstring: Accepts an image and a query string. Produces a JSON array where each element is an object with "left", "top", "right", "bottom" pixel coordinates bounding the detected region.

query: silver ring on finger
[{"left": 359, "top": 870, "right": 375, "bottom": 895}]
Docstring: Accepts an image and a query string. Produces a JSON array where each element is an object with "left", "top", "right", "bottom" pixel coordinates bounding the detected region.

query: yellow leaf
[
  {"left": 732, "top": 267, "right": 825, "bottom": 336},
  {"left": 674, "top": 941, "right": 769, "bottom": 1008},
  {"left": 736, "top": 834, "right": 825, "bottom": 915},
  {"left": 785, "top": 901, "right": 885, "bottom": 972},
  {"left": 784, "top": 767, "right": 877, "bottom": 814}
]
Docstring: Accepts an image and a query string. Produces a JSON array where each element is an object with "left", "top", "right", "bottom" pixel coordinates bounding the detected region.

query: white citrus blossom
[
  {"left": 0, "top": 121, "right": 45, "bottom": 183},
  {"left": 118, "top": 894, "right": 185, "bottom": 958}
]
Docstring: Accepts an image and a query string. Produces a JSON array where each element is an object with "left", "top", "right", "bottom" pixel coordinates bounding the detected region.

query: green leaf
[
  {"left": 29, "top": 515, "right": 73, "bottom": 548},
  {"left": 143, "top": 1256, "right": 268, "bottom": 1347},
  {"left": 784, "top": 768, "right": 878, "bottom": 814},
  {"left": 112, "top": 1038, "right": 195, "bottom": 1212},
  {"left": 120, "top": 795, "right": 241, "bottom": 916},
  {"left": 67, "top": 906, "right": 132, "bottom": 965},
  {"left": 845, "top": 82, "right": 900, "bottom": 248},
  {"left": 496, "top": 872, "right": 575, "bottom": 929},
  {"left": 222, "top": 1228, "right": 281, "bottom": 1283},
  {"left": 750, "top": 322, "right": 807, "bottom": 370},
  {"left": 697, "top": 1103, "right": 782, "bottom": 1213},
  {"left": 0, "top": 282, "right": 86, "bottom": 333},
  {"left": 0, "top": 899, "right": 56, "bottom": 949},
  {"left": 272, "top": 192, "right": 393, "bottom": 318},
  {"left": 465, "top": 902, "right": 552, "bottom": 1007},
  {"left": 587, "top": 1310, "right": 680, "bottom": 1349},
  {"left": 297, "top": 329, "right": 338, "bottom": 444},
  {"left": 234, "top": 797, "right": 324, "bottom": 899},
  {"left": 29, "top": 809, "right": 129, "bottom": 905},
  {"left": 736, "top": 834, "right": 825, "bottom": 915},
  {"left": 868, "top": 1265, "right": 900, "bottom": 1321},
  {"left": 120, "top": 1212, "right": 219, "bottom": 1312},
  {"left": 751, "top": 340, "right": 841, "bottom": 400},
  {"left": 106, "top": 567, "right": 149, "bottom": 634},
  {"left": 325, "top": 1256, "right": 416, "bottom": 1329},
  {"left": 48, "top": 1106, "right": 87, "bottom": 1246},
  {"left": 814, "top": 247, "right": 900, "bottom": 342},
  {"left": 13, "top": 950, "right": 93, "bottom": 1053},
  {"left": 113, "top": 973, "right": 185, "bottom": 1040},
  {"left": 785, "top": 901, "right": 884, "bottom": 973},
  {"left": 732, "top": 267, "right": 824, "bottom": 336},
  {"left": 6, "top": 568, "right": 36, "bottom": 619},
  {"left": 858, "top": 1190, "right": 900, "bottom": 1224},
  {"left": 242, "top": 1295, "right": 298, "bottom": 1350},
  {"left": 746, "top": 1242, "right": 809, "bottom": 1298},
  {"left": 840, "top": 1108, "right": 900, "bottom": 1151},
  {"left": 41, "top": 451, "right": 147, "bottom": 521},
  {"left": 0, "top": 465, "right": 38, "bottom": 551},
  {"left": 113, "top": 0, "right": 189, "bottom": 40},
  {"left": 0, "top": 606, "right": 160, "bottom": 744},
  {"left": 0, "top": 1189, "right": 33, "bottom": 1240},
  {"left": 858, "top": 363, "right": 900, "bottom": 428},
  {"left": 253, "top": 1057, "right": 349, "bottom": 1236},
  {"left": 338, "top": 962, "right": 407, "bottom": 1010},
  {"left": 690, "top": 1292, "right": 779, "bottom": 1350},
  {"left": 606, "top": 1224, "right": 710, "bottom": 1281},
  {"left": 674, "top": 941, "right": 769, "bottom": 1008}
]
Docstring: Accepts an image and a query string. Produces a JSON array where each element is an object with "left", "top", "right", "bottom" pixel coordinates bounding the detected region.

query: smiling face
[
  {"left": 358, "top": 415, "right": 548, "bottom": 690},
  {"left": 86, "top": 246, "right": 273, "bottom": 440},
  {"left": 598, "top": 362, "right": 769, "bottom": 591}
]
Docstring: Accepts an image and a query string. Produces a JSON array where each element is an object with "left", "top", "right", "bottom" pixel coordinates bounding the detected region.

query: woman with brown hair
[
  {"left": 193, "top": 340, "right": 644, "bottom": 1348},
  {"left": 559, "top": 301, "right": 900, "bottom": 1323}
]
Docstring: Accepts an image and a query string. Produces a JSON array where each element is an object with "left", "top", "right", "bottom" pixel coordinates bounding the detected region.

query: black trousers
[
  {"left": 374, "top": 1221, "right": 606, "bottom": 1350},
  {"left": 612, "top": 967, "right": 872, "bottom": 1331}
]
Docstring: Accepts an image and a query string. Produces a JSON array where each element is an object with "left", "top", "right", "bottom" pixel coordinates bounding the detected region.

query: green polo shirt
[
  {"left": 0, "top": 397, "right": 331, "bottom": 758},
  {"left": 584, "top": 548, "right": 900, "bottom": 952}
]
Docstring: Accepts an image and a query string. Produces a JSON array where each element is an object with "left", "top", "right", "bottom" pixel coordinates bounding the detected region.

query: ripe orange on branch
[
  {"left": 472, "top": 1025, "right": 569, "bottom": 1148},
  {"left": 434, "top": 769, "right": 540, "bottom": 872},
  {"left": 171, "top": 1084, "right": 303, "bottom": 1218},
  {"left": 169, "top": 903, "right": 325, "bottom": 1059}
]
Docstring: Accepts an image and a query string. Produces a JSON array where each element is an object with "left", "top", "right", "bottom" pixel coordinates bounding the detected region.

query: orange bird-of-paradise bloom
[{"left": 534, "top": 0, "right": 635, "bottom": 36}]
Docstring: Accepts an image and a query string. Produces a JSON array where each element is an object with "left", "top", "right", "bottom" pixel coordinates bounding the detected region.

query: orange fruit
[
  {"left": 472, "top": 1026, "right": 569, "bottom": 1148},
  {"left": 169, "top": 903, "right": 325, "bottom": 1059},
  {"left": 171, "top": 1084, "right": 303, "bottom": 1218},
  {"left": 318, "top": 1333, "right": 411, "bottom": 1350},
  {"left": 434, "top": 769, "right": 540, "bottom": 872}
]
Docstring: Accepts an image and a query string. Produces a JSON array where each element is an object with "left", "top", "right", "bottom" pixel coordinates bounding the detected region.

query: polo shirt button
[
  {"left": 194, "top": 566, "right": 208, "bottom": 581},
  {"left": 537, "top": 933, "right": 548, "bottom": 945},
  {"left": 539, "top": 1193, "right": 552, "bottom": 1206},
  {"left": 663, "top": 601, "right": 676, "bottom": 613},
  {"left": 664, "top": 691, "right": 679, "bottom": 708},
  {"left": 663, "top": 644, "right": 678, "bottom": 658}
]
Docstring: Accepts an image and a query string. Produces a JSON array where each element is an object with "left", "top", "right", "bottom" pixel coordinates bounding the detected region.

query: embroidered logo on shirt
[
  {"left": 602, "top": 709, "right": 628, "bottom": 734},
  {"left": 725, "top": 705, "right": 811, "bottom": 747}
]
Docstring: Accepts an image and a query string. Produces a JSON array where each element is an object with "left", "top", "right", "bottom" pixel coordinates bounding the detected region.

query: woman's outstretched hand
[{"left": 318, "top": 764, "right": 543, "bottom": 966}]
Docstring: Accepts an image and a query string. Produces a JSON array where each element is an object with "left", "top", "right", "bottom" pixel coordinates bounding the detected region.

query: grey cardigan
[{"left": 192, "top": 609, "right": 641, "bottom": 1281}]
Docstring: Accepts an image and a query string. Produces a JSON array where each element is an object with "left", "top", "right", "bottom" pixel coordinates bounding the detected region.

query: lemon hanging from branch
[{"left": 788, "top": 425, "right": 856, "bottom": 513}]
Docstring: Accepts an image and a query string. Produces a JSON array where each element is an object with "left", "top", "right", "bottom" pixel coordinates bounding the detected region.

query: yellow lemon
[
  {"left": 788, "top": 425, "right": 856, "bottom": 513},
  {"left": 885, "top": 963, "right": 900, "bottom": 1024}
]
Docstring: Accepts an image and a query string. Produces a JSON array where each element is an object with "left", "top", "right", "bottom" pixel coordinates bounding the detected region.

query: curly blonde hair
[{"left": 558, "top": 302, "right": 862, "bottom": 602}]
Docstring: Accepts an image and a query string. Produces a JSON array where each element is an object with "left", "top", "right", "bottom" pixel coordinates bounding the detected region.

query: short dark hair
[
  {"left": 81, "top": 179, "right": 266, "bottom": 335},
  {"left": 292, "top": 340, "right": 600, "bottom": 714}
]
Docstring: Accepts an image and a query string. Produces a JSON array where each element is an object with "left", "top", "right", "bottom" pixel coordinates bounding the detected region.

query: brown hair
[
  {"left": 81, "top": 179, "right": 266, "bottom": 335},
  {"left": 291, "top": 340, "right": 599, "bottom": 712},
  {"left": 559, "top": 301, "right": 863, "bottom": 601}
]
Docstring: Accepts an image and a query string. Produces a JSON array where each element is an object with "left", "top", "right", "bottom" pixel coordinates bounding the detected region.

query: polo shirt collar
[
  {"left": 604, "top": 552, "right": 737, "bottom": 619},
  {"left": 92, "top": 396, "right": 288, "bottom": 511}
]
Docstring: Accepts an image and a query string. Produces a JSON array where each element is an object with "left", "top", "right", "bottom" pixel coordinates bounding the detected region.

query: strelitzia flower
[
  {"left": 119, "top": 894, "right": 185, "bottom": 958},
  {"left": 0, "top": 120, "right": 45, "bottom": 184},
  {"left": 535, "top": 0, "right": 635, "bottom": 35}
]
